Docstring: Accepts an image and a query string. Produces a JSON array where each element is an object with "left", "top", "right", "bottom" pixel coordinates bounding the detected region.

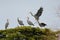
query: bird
[
  {"left": 37, "top": 21, "right": 46, "bottom": 27},
  {"left": 39, "top": 23, "right": 46, "bottom": 27},
  {"left": 17, "top": 17, "right": 24, "bottom": 26},
  {"left": 27, "top": 16, "right": 34, "bottom": 26},
  {"left": 30, "top": 7, "right": 43, "bottom": 21},
  {"left": 5, "top": 19, "right": 9, "bottom": 29}
]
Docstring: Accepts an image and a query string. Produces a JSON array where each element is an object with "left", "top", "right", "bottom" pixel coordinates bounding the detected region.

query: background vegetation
[{"left": 0, "top": 26, "right": 58, "bottom": 40}]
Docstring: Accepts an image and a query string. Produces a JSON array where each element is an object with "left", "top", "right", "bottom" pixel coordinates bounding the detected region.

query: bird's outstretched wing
[{"left": 35, "top": 7, "right": 43, "bottom": 17}]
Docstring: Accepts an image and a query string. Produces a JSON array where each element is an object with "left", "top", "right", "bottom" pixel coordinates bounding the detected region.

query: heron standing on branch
[
  {"left": 5, "top": 19, "right": 9, "bottom": 29},
  {"left": 27, "top": 16, "right": 34, "bottom": 26},
  {"left": 37, "top": 21, "right": 46, "bottom": 27},
  {"left": 30, "top": 7, "right": 43, "bottom": 21},
  {"left": 17, "top": 17, "right": 24, "bottom": 26}
]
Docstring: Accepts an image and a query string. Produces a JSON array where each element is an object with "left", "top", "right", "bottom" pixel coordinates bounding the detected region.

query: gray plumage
[
  {"left": 38, "top": 21, "right": 46, "bottom": 27},
  {"left": 5, "top": 19, "right": 9, "bottom": 29},
  {"left": 30, "top": 7, "right": 43, "bottom": 21},
  {"left": 17, "top": 18, "right": 24, "bottom": 25},
  {"left": 39, "top": 23, "right": 46, "bottom": 27},
  {"left": 27, "top": 17, "right": 34, "bottom": 26}
]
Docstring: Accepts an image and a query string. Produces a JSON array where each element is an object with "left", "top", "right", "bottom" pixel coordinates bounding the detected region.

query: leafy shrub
[{"left": 0, "top": 26, "right": 57, "bottom": 40}]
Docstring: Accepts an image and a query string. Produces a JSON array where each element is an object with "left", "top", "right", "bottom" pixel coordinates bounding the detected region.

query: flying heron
[
  {"left": 27, "top": 16, "right": 34, "bottom": 26},
  {"left": 17, "top": 17, "right": 24, "bottom": 26},
  {"left": 5, "top": 19, "right": 9, "bottom": 29},
  {"left": 30, "top": 7, "right": 43, "bottom": 21}
]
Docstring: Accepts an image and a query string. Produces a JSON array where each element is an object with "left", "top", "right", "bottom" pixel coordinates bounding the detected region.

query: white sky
[{"left": 0, "top": 0, "right": 60, "bottom": 30}]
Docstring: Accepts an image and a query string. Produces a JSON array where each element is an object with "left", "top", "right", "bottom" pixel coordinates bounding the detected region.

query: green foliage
[{"left": 0, "top": 26, "right": 57, "bottom": 40}]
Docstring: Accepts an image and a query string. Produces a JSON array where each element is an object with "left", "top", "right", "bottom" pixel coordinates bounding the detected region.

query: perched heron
[
  {"left": 17, "top": 17, "right": 24, "bottom": 26},
  {"left": 38, "top": 21, "right": 46, "bottom": 27},
  {"left": 27, "top": 16, "right": 34, "bottom": 26},
  {"left": 39, "top": 23, "right": 46, "bottom": 27},
  {"left": 5, "top": 19, "right": 9, "bottom": 29},
  {"left": 30, "top": 7, "right": 43, "bottom": 21}
]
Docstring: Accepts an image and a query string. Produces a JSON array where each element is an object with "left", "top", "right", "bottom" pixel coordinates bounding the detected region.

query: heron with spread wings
[
  {"left": 30, "top": 7, "right": 43, "bottom": 21},
  {"left": 30, "top": 7, "right": 46, "bottom": 27}
]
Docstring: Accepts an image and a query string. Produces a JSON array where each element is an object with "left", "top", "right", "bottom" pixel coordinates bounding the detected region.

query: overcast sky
[{"left": 0, "top": 0, "right": 60, "bottom": 30}]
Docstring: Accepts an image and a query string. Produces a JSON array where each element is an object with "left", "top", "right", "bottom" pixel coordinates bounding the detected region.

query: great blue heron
[
  {"left": 27, "top": 16, "right": 34, "bottom": 26},
  {"left": 17, "top": 17, "right": 24, "bottom": 26},
  {"left": 39, "top": 23, "right": 46, "bottom": 27},
  {"left": 30, "top": 7, "right": 43, "bottom": 21},
  {"left": 5, "top": 19, "right": 9, "bottom": 29},
  {"left": 38, "top": 21, "right": 46, "bottom": 27}
]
